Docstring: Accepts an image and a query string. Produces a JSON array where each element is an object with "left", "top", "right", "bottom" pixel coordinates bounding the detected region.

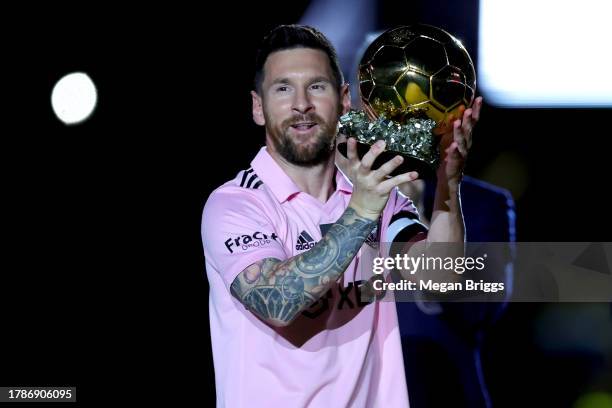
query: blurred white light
[
  {"left": 479, "top": 0, "right": 612, "bottom": 106},
  {"left": 51, "top": 72, "right": 98, "bottom": 125}
]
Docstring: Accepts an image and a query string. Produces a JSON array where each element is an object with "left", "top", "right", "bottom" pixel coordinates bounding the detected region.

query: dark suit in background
[{"left": 396, "top": 176, "right": 515, "bottom": 408}]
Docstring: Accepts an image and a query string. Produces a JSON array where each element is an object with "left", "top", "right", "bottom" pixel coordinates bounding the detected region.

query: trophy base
[{"left": 337, "top": 141, "right": 436, "bottom": 179}]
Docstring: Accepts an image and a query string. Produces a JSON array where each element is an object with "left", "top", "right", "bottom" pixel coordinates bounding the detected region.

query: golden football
[{"left": 359, "top": 24, "right": 476, "bottom": 134}]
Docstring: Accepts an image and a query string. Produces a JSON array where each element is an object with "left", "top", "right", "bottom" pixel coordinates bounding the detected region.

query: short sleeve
[
  {"left": 393, "top": 187, "right": 419, "bottom": 217},
  {"left": 201, "top": 188, "right": 287, "bottom": 292},
  {"left": 386, "top": 187, "right": 428, "bottom": 244}
]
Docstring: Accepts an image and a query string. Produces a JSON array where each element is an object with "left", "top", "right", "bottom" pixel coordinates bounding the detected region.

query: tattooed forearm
[{"left": 230, "top": 206, "right": 377, "bottom": 327}]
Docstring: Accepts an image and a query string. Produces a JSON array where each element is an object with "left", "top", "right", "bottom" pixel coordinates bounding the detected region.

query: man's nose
[{"left": 292, "top": 88, "right": 314, "bottom": 114}]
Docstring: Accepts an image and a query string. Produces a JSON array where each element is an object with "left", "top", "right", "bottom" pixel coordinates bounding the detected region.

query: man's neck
[{"left": 267, "top": 144, "right": 336, "bottom": 204}]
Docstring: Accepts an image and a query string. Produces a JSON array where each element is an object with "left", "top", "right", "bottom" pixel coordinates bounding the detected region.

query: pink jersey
[{"left": 201, "top": 146, "right": 417, "bottom": 407}]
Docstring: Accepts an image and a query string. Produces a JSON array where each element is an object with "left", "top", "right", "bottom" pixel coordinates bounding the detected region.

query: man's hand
[
  {"left": 344, "top": 137, "right": 419, "bottom": 220},
  {"left": 437, "top": 96, "right": 483, "bottom": 185}
]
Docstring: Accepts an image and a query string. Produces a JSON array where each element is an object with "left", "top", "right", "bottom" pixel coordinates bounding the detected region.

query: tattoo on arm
[{"left": 230, "top": 207, "right": 377, "bottom": 327}]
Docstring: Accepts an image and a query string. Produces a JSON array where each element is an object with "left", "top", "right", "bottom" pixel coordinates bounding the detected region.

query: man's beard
[{"left": 266, "top": 112, "right": 338, "bottom": 167}]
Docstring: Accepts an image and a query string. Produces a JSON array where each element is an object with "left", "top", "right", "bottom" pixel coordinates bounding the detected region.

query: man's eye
[
  {"left": 276, "top": 86, "right": 289, "bottom": 92},
  {"left": 311, "top": 84, "right": 326, "bottom": 90}
]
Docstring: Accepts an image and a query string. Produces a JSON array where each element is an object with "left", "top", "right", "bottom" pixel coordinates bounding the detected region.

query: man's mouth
[{"left": 291, "top": 122, "right": 317, "bottom": 131}]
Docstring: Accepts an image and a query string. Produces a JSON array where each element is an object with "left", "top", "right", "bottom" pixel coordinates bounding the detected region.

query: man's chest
[{"left": 274, "top": 198, "right": 381, "bottom": 257}]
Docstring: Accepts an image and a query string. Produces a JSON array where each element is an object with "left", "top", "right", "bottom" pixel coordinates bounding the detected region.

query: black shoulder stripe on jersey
[
  {"left": 239, "top": 168, "right": 264, "bottom": 189},
  {"left": 240, "top": 168, "right": 254, "bottom": 187},
  {"left": 245, "top": 173, "right": 259, "bottom": 189}
]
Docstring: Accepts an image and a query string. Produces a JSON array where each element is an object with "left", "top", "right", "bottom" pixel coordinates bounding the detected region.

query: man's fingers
[
  {"left": 447, "top": 141, "right": 463, "bottom": 161},
  {"left": 374, "top": 155, "right": 404, "bottom": 179},
  {"left": 360, "top": 139, "right": 386, "bottom": 171},
  {"left": 346, "top": 137, "right": 358, "bottom": 161},
  {"left": 453, "top": 121, "right": 468, "bottom": 157},
  {"left": 452, "top": 120, "right": 467, "bottom": 157},
  {"left": 461, "top": 108, "right": 473, "bottom": 138},
  {"left": 378, "top": 171, "right": 419, "bottom": 192},
  {"left": 472, "top": 96, "right": 483, "bottom": 122}
]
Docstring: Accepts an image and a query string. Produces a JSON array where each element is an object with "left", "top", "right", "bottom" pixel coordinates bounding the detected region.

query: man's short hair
[{"left": 254, "top": 24, "right": 344, "bottom": 94}]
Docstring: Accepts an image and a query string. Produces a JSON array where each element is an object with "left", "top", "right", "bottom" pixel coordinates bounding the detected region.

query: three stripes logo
[
  {"left": 296, "top": 230, "right": 316, "bottom": 251},
  {"left": 240, "top": 168, "right": 263, "bottom": 189}
]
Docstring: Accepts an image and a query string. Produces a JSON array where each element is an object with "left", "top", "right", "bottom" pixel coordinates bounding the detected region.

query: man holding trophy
[{"left": 201, "top": 24, "right": 481, "bottom": 407}]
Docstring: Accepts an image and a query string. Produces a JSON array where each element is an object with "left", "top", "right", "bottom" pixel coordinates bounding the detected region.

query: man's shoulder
[
  {"left": 462, "top": 176, "right": 513, "bottom": 205},
  {"left": 460, "top": 176, "right": 516, "bottom": 242},
  {"left": 203, "top": 167, "right": 274, "bottom": 221},
  {"left": 208, "top": 167, "right": 268, "bottom": 199}
]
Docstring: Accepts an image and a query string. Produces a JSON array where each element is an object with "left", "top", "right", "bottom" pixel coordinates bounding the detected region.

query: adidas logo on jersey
[{"left": 295, "top": 230, "right": 316, "bottom": 251}]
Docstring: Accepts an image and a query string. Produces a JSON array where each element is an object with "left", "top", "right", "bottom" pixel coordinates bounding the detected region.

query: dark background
[{"left": 2, "top": 1, "right": 611, "bottom": 406}]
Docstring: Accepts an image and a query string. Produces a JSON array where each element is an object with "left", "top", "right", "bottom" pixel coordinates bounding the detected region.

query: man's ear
[
  {"left": 251, "top": 91, "right": 265, "bottom": 126},
  {"left": 340, "top": 83, "right": 351, "bottom": 115}
]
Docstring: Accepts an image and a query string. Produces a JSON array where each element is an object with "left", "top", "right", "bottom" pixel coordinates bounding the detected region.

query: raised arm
[
  {"left": 230, "top": 206, "right": 376, "bottom": 327},
  {"left": 230, "top": 138, "right": 418, "bottom": 327}
]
